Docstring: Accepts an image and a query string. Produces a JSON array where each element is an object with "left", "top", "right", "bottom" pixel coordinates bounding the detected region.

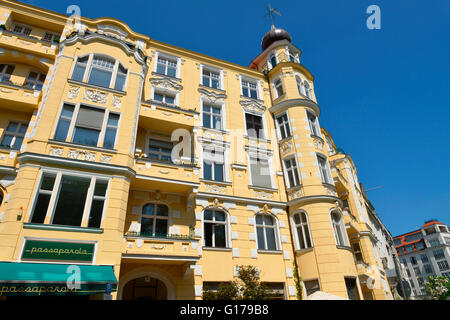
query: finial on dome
[{"left": 261, "top": 4, "right": 292, "bottom": 51}]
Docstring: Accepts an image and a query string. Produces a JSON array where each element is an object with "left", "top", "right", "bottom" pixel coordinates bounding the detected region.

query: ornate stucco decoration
[
  {"left": 100, "top": 155, "right": 112, "bottom": 164},
  {"left": 280, "top": 140, "right": 293, "bottom": 155},
  {"left": 151, "top": 77, "right": 183, "bottom": 92},
  {"left": 324, "top": 186, "right": 337, "bottom": 196},
  {"left": 84, "top": 89, "right": 108, "bottom": 104},
  {"left": 112, "top": 95, "right": 122, "bottom": 108},
  {"left": 240, "top": 99, "right": 266, "bottom": 114},
  {"left": 97, "top": 24, "right": 128, "bottom": 41},
  {"left": 312, "top": 136, "right": 324, "bottom": 151},
  {"left": 68, "top": 86, "right": 80, "bottom": 99},
  {"left": 288, "top": 189, "right": 303, "bottom": 201},
  {"left": 49, "top": 147, "right": 63, "bottom": 157},
  {"left": 68, "top": 150, "right": 96, "bottom": 162},
  {"left": 254, "top": 191, "right": 274, "bottom": 200},
  {"left": 198, "top": 88, "right": 226, "bottom": 103},
  {"left": 203, "top": 184, "right": 226, "bottom": 194}
]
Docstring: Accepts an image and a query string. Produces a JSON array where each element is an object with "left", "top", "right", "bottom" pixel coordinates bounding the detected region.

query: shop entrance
[{"left": 121, "top": 275, "right": 168, "bottom": 300}]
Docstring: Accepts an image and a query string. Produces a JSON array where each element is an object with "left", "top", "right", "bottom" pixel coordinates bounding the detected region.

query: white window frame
[
  {"left": 42, "top": 31, "right": 59, "bottom": 43},
  {"left": 243, "top": 110, "right": 267, "bottom": 140},
  {"left": 0, "top": 120, "right": 28, "bottom": 150},
  {"left": 202, "top": 208, "right": 230, "bottom": 248},
  {"left": 52, "top": 102, "right": 121, "bottom": 150},
  {"left": 28, "top": 169, "right": 110, "bottom": 228},
  {"left": 291, "top": 211, "right": 313, "bottom": 250},
  {"left": 239, "top": 75, "right": 262, "bottom": 100},
  {"left": 307, "top": 110, "right": 321, "bottom": 137},
  {"left": 154, "top": 52, "right": 181, "bottom": 78},
  {"left": 71, "top": 54, "right": 128, "bottom": 91},
  {"left": 282, "top": 156, "right": 301, "bottom": 188},
  {"left": 317, "top": 153, "right": 333, "bottom": 185},
  {"left": 246, "top": 150, "right": 274, "bottom": 189},
  {"left": 254, "top": 213, "right": 281, "bottom": 251},
  {"left": 273, "top": 76, "right": 284, "bottom": 99},
  {"left": 330, "top": 210, "right": 349, "bottom": 247},
  {"left": 268, "top": 51, "right": 278, "bottom": 70},
  {"left": 275, "top": 111, "right": 291, "bottom": 140},
  {"left": 151, "top": 86, "right": 179, "bottom": 106},
  {"left": 200, "top": 64, "right": 224, "bottom": 90},
  {"left": 200, "top": 98, "right": 226, "bottom": 131},
  {"left": 286, "top": 47, "right": 300, "bottom": 63}
]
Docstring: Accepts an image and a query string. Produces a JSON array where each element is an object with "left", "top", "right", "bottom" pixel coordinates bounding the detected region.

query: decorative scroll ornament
[
  {"left": 280, "top": 140, "right": 293, "bottom": 155},
  {"left": 288, "top": 189, "right": 303, "bottom": 201},
  {"left": 84, "top": 89, "right": 108, "bottom": 104},
  {"left": 68, "top": 150, "right": 96, "bottom": 161},
  {"left": 68, "top": 86, "right": 80, "bottom": 99},
  {"left": 151, "top": 77, "right": 183, "bottom": 91},
  {"left": 254, "top": 191, "right": 273, "bottom": 200},
  {"left": 204, "top": 184, "right": 226, "bottom": 194},
  {"left": 100, "top": 155, "right": 112, "bottom": 164},
  {"left": 312, "top": 137, "right": 324, "bottom": 151},
  {"left": 198, "top": 88, "right": 226, "bottom": 103},
  {"left": 112, "top": 95, "right": 122, "bottom": 108},
  {"left": 49, "top": 147, "right": 63, "bottom": 157},
  {"left": 240, "top": 99, "right": 266, "bottom": 114}
]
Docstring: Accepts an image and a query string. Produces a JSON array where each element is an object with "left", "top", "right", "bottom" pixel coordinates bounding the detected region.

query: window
[
  {"left": 293, "top": 212, "right": 312, "bottom": 250},
  {"left": 317, "top": 154, "right": 333, "bottom": 184},
  {"left": 12, "top": 24, "right": 32, "bottom": 36},
  {"left": 140, "top": 203, "right": 169, "bottom": 236},
  {"left": 255, "top": 214, "right": 278, "bottom": 251},
  {"left": 331, "top": 211, "right": 347, "bottom": 246},
  {"left": 0, "top": 121, "right": 27, "bottom": 149},
  {"left": 352, "top": 242, "right": 364, "bottom": 263},
  {"left": 269, "top": 53, "right": 277, "bottom": 69},
  {"left": 283, "top": 157, "right": 301, "bottom": 188},
  {"left": 245, "top": 113, "right": 264, "bottom": 139},
  {"left": 415, "top": 241, "right": 425, "bottom": 250},
  {"left": 153, "top": 90, "right": 176, "bottom": 105},
  {"left": 411, "top": 256, "right": 417, "bottom": 265},
  {"left": 296, "top": 76, "right": 305, "bottom": 96},
  {"left": 54, "top": 104, "right": 119, "bottom": 149},
  {"left": 442, "top": 272, "right": 450, "bottom": 277},
  {"left": 273, "top": 78, "right": 284, "bottom": 98},
  {"left": 437, "top": 260, "right": 450, "bottom": 271},
  {"left": 303, "top": 81, "right": 313, "bottom": 99},
  {"left": 203, "top": 209, "right": 227, "bottom": 248},
  {"left": 413, "top": 266, "right": 421, "bottom": 277},
  {"left": 156, "top": 56, "right": 177, "bottom": 77},
  {"left": 288, "top": 50, "right": 299, "bottom": 63},
  {"left": 438, "top": 225, "right": 447, "bottom": 232},
  {"left": 264, "top": 283, "right": 286, "bottom": 300},
  {"left": 202, "top": 68, "right": 220, "bottom": 89},
  {"left": 241, "top": 79, "right": 258, "bottom": 99},
  {"left": 42, "top": 31, "right": 58, "bottom": 43},
  {"left": 433, "top": 249, "right": 445, "bottom": 260},
  {"left": 393, "top": 238, "right": 402, "bottom": 246},
  {"left": 307, "top": 111, "right": 321, "bottom": 137},
  {"left": 249, "top": 157, "right": 272, "bottom": 188},
  {"left": 0, "top": 64, "right": 14, "bottom": 83},
  {"left": 423, "top": 264, "right": 433, "bottom": 274},
  {"left": 420, "top": 254, "right": 429, "bottom": 263},
  {"left": 275, "top": 113, "right": 291, "bottom": 140},
  {"left": 429, "top": 239, "right": 440, "bottom": 247},
  {"left": 405, "top": 233, "right": 422, "bottom": 242},
  {"left": 304, "top": 279, "right": 320, "bottom": 296},
  {"left": 345, "top": 278, "right": 360, "bottom": 300},
  {"left": 148, "top": 139, "right": 173, "bottom": 163},
  {"left": 202, "top": 103, "right": 222, "bottom": 130},
  {"left": 203, "top": 147, "right": 224, "bottom": 182},
  {"left": 29, "top": 172, "right": 109, "bottom": 228},
  {"left": 71, "top": 54, "right": 128, "bottom": 91},
  {"left": 24, "top": 71, "right": 46, "bottom": 90}
]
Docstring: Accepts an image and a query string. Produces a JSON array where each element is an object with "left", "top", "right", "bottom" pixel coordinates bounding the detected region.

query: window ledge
[
  {"left": 244, "top": 135, "right": 271, "bottom": 144},
  {"left": 67, "top": 79, "right": 126, "bottom": 95},
  {"left": 23, "top": 223, "right": 103, "bottom": 233},
  {"left": 199, "top": 85, "right": 226, "bottom": 94},
  {"left": 249, "top": 185, "right": 278, "bottom": 192},
  {"left": 48, "top": 140, "right": 118, "bottom": 154},
  {"left": 151, "top": 72, "right": 182, "bottom": 82},
  {"left": 240, "top": 95, "right": 264, "bottom": 104},
  {"left": 336, "top": 245, "right": 352, "bottom": 252},
  {"left": 200, "top": 179, "right": 232, "bottom": 186},
  {"left": 202, "top": 247, "right": 232, "bottom": 252},
  {"left": 257, "top": 250, "right": 282, "bottom": 254},
  {"left": 295, "top": 247, "right": 314, "bottom": 254}
]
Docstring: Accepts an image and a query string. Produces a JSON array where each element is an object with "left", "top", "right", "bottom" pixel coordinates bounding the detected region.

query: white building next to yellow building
[{"left": 0, "top": 0, "right": 396, "bottom": 300}]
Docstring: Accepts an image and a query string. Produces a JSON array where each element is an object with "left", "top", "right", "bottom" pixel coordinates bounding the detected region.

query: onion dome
[{"left": 261, "top": 25, "right": 292, "bottom": 51}]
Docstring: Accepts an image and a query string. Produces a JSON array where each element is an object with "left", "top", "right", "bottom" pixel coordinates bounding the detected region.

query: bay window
[
  {"left": 276, "top": 112, "right": 291, "bottom": 140},
  {"left": 331, "top": 210, "right": 348, "bottom": 246},
  {"left": 307, "top": 111, "right": 321, "bottom": 137},
  {"left": 274, "top": 78, "right": 284, "bottom": 98}
]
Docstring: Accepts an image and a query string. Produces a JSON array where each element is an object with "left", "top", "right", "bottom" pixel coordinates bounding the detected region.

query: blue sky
[{"left": 27, "top": 0, "right": 450, "bottom": 236}]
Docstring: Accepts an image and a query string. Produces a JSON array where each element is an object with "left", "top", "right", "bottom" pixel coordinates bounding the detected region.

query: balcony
[
  {"left": 133, "top": 154, "right": 200, "bottom": 194},
  {"left": 0, "top": 81, "right": 41, "bottom": 112},
  {"left": 0, "top": 29, "right": 57, "bottom": 59},
  {"left": 122, "top": 231, "right": 200, "bottom": 263},
  {"left": 140, "top": 100, "right": 198, "bottom": 132}
]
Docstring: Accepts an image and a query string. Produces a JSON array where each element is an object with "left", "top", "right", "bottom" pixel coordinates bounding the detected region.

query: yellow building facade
[{"left": 0, "top": 0, "right": 392, "bottom": 300}]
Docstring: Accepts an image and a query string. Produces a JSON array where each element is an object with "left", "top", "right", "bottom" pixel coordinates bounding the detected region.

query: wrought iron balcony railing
[{"left": 125, "top": 231, "right": 196, "bottom": 241}]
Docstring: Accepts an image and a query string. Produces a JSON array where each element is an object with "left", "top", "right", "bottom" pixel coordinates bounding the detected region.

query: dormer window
[{"left": 71, "top": 54, "right": 128, "bottom": 91}]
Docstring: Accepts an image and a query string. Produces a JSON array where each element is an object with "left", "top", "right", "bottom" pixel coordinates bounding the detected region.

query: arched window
[
  {"left": 274, "top": 78, "right": 284, "bottom": 98},
  {"left": 255, "top": 214, "right": 279, "bottom": 251},
  {"left": 293, "top": 212, "right": 313, "bottom": 250},
  {"left": 203, "top": 209, "right": 228, "bottom": 248},
  {"left": 331, "top": 210, "right": 348, "bottom": 246},
  {"left": 140, "top": 203, "right": 169, "bottom": 236},
  {"left": 269, "top": 53, "right": 277, "bottom": 69},
  {"left": 71, "top": 54, "right": 128, "bottom": 91}
]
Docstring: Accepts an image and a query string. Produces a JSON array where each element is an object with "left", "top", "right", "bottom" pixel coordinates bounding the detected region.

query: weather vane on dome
[{"left": 264, "top": 3, "right": 281, "bottom": 28}]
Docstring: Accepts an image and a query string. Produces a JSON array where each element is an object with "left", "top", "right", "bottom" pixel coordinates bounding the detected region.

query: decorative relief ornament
[
  {"left": 68, "top": 150, "right": 96, "bottom": 161},
  {"left": 312, "top": 137, "right": 324, "bottom": 151},
  {"left": 204, "top": 184, "right": 226, "bottom": 194},
  {"left": 84, "top": 89, "right": 108, "bottom": 104},
  {"left": 254, "top": 191, "right": 273, "bottom": 200},
  {"left": 280, "top": 140, "right": 293, "bottom": 154},
  {"left": 240, "top": 99, "right": 266, "bottom": 114},
  {"left": 100, "top": 154, "right": 112, "bottom": 164},
  {"left": 288, "top": 189, "right": 303, "bottom": 201},
  {"left": 325, "top": 186, "right": 337, "bottom": 196},
  {"left": 49, "top": 147, "right": 63, "bottom": 157},
  {"left": 198, "top": 88, "right": 226, "bottom": 103},
  {"left": 151, "top": 77, "right": 183, "bottom": 91},
  {"left": 112, "top": 95, "right": 122, "bottom": 108},
  {"left": 68, "top": 86, "right": 80, "bottom": 99}
]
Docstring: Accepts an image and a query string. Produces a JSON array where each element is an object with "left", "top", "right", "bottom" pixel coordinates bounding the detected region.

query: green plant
[
  {"left": 292, "top": 261, "right": 303, "bottom": 300},
  {"left": 202, "top": 265, "right": 275, "bottom": 300},
  {"left": 424, "top": 276, "right": 450, "bottom": 300}
]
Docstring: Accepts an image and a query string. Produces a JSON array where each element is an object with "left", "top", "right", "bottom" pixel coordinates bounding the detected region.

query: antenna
[
  {"left": 365, "top": 186, "right": 383, "bottom": 192},
  {"left": 264, "top": 3, "right": 281, "bottom": 28}
]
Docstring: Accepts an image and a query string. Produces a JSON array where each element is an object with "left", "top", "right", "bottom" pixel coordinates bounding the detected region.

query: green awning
[{"left": 0, "top": 262, "right": 117, "bottom": 296}]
